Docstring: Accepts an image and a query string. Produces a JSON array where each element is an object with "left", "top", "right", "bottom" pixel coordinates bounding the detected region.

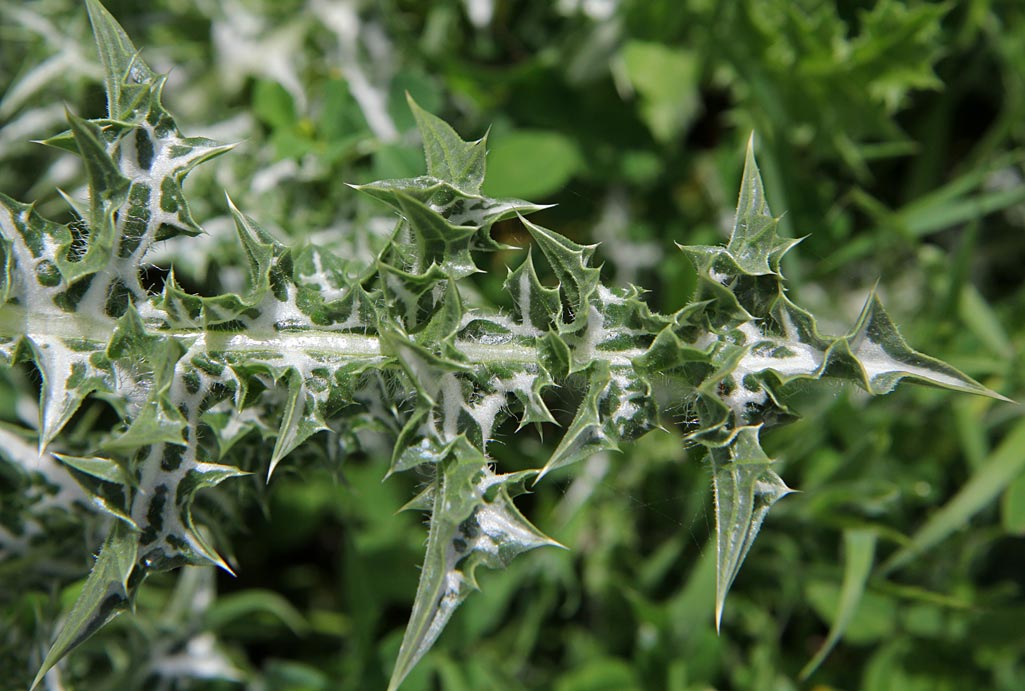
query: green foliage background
[{"left": 2, "top": 0, "right": 1025, "bottom": 689}]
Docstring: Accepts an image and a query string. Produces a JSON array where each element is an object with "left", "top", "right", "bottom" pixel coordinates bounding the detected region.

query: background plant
[{"left": 2, "top": 1, "right": 1025, "bottom": 690}]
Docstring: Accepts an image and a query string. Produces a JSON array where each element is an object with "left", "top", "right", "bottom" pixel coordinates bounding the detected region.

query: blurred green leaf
[
  {"left": 805, "top": 577, "right": 896, "bottom": 646},
  {"left": 254, "top": 79, "right": 298, "bottom": 129},
  {"left": 620, "top": 40, "right": 700, "bottom": 144},
  {"left": 883, "top": 418, "right": 1025, "bottom": 573},
  {"left": 1000, "top": 471, "right": 1025, "bottom": 536},
  {"left": 800, "top": 528, "right": 877, "bottom": 679},
  {"left": 958, "top": 284, "right": 1014, "bottom": 360},
  {"left": 482, "top": 130, "right": 582, "bottom": 199},
  {"left": 554, "top": 658, "right": 643, "bottom": 691},
  {"left": 204, "top": 589, "right": 310, "bottom": 637}
]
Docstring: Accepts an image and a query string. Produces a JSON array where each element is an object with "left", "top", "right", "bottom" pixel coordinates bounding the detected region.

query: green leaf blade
[
  {"left": 32, "top": 520, "right": 138, "bottom": 690},
  {"left": 481, "top": 130, "right": 582, "bottom": 200},
  {"left": 800, "top": 529, "right": 877, "bottom": 679}
]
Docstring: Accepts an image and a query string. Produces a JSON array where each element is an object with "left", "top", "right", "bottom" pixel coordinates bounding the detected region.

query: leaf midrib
[{"left": 0, "top": 304, "right": 645, "bottom": 368}]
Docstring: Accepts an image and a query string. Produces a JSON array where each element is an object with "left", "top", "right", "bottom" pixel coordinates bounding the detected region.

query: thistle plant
[{"left": 0, "top": 2, "right": 1007, "bottom": 690}]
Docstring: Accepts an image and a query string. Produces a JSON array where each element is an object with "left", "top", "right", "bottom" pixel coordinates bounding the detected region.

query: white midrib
[{"left": 0, "top": 305, "right": 646, "bottom": 368}]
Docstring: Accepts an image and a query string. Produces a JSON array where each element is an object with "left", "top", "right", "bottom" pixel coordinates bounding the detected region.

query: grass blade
[
  {"left": 882, "top": 418, "right": 1025, "bottom": 574},
  {"left": 800, "top": 528, "right": 877, "bottom": 679}
]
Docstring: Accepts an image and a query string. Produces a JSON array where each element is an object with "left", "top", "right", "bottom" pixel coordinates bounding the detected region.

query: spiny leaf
[
  {"left": 634, "top": 322, "right": 712, "bottom": 373},
  {"left": 388, "top": 441, "right": 558, "bottom": 691},
  {"left": 1, "top": 8, "right": 1012, "bottom": 687},
  {"left": 54, "top": 453, "right": 138, "bottom": 526},
  {"left": 709, "top": 426, "right": 793, "bottom": 630},
  {"left": 228, "top": 195, "right": 278, "bottom": 299},
  {"left": 843, "top": 292, "right": 1007, "bottom": 399},
  {"left": 106, "top": 302, "right": 171, "bottom": 370},
  {"left": 379, "top": 320, "right": 469, "bottom": 406},
  {"left": 677, "top": 244, "right": 755, "bottom": 321},
  {"left": 32, "top": 520, "right": 138, "bottom": 690},
  {"left": 726, "top": 134, "right": 801, "bottom": 276},
  {"left": 376, "top": 261, "right": 451, "bottom": 334},
  {"left": 31, "top": 337, "right": 107, "bottom": 452},
  {"left": 407, "top": 93, "right": 487, "bottom": 195},
  {"left": 415, "top": 279, "right": 463, "bottom": 346},
  {"left": 390, "top": 408, "right": 458, "bottom": 475},
  {"left": 393, "top": 208, "right": 473, "bottom": 279},
  {"left": 55, "top": 453, "right": 128, "bottom": 486},
  {"left": 268, "top": 368, "right": 329, "bottom": 479},
  {"left": 67, "top": 111, "right": 130, "bottom": 214},
  {"left": 521, "top": 215, "right": 600, "bottom": 325},
  {"left": 505, "top": 250, "right": 562, "bottom": 334},
  {"left": 85, "top": 0, "right": 154, "bottom": 120},
  {"left": 378, "top": 189, "right": 477, "bottom": 278},
  {"left": 137, "top": 131, "right": 235, "bottom": 241},
  {"left": 353, "top": 176, "right": 547, "bottom": 253},
  {"left": 508, "top": 365, "right": 558, "bottom": 430},
  {"left": 0, "top": 223, "right": 13, "bottom": 305},
  {"left": 159, "top": 201, "right": 284, "bottom": 328},
  {"left": 101, "top": 397, "right": 187, "bottom": 453},
  {"left": 84, "top": 0, "right": 235, "bottom": 251},
  {"left": 0, "top": 194, "right": 73, "bottom": 299},
  {"left": 58, "top": 113, "right": 129, "bottom": 285},
  {"left": 537, "top": 361, "right": 618, "bottom": 480}
]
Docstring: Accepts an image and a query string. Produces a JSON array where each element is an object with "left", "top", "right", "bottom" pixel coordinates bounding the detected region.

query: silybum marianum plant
[{"left": 0, "top": 2, "right": 1007, "bottom": 689}]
